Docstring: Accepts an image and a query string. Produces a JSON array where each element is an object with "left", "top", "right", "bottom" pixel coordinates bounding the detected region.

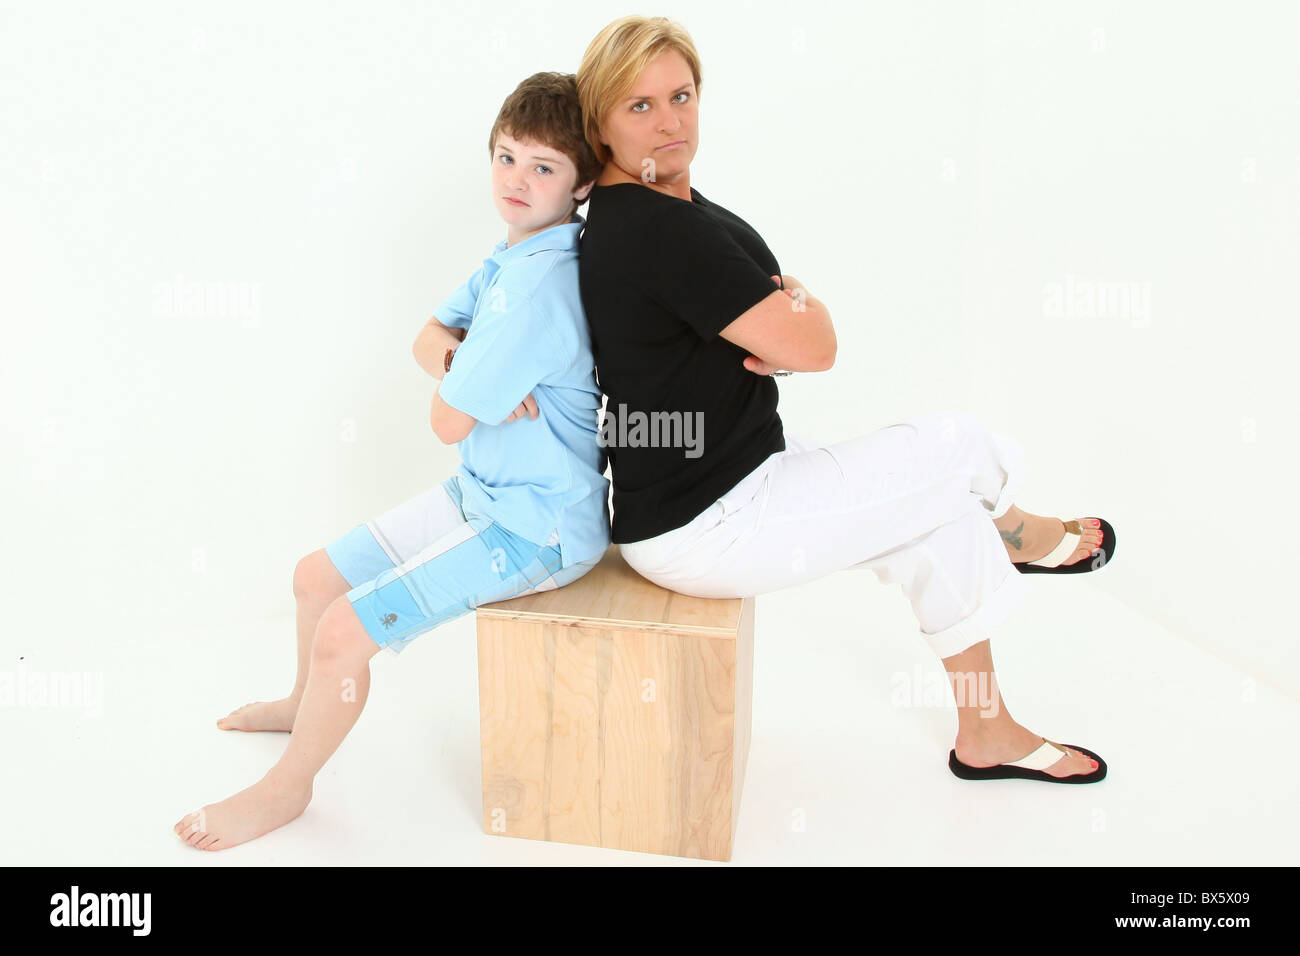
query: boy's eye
[{"left": 498, "top": 154, "right": 551, "bottom": 174}]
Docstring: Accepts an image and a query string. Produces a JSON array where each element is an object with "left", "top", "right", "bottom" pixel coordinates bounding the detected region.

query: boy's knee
[
  {"left": 293, "top": 550, "right": 336, "bottom": 602},
  {"left": 311, "top": 597, "right": 372, "bottom": 662}
]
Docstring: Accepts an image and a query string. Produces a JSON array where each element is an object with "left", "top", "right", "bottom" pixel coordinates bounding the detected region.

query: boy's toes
[
  {"left": 217, "top": 702, "right": 255, "bottom": 726},
  {"left": 216, "top": 698, "right": 297, "bottom": 732},
  {"left": 175, "top": 811, "right": 207, "bottom": 844}
]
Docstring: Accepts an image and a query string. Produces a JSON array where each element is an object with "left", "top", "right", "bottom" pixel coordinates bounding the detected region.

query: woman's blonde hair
[{"left": 576, "top": 16, "right": 703, "bottom": 166}]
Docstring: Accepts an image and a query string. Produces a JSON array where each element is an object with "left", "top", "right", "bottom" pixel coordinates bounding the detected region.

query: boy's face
[{"left": 491, "top": 131, "right": 593, "bottom": 244}]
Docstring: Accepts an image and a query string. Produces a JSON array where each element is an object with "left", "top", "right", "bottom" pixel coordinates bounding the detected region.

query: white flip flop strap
[
  {"left": 1005, "top": 739, "right": 1068, "bottom": 771},
  {"left": 1029, "top": 524, "right": 1081, "bottom": 568}
]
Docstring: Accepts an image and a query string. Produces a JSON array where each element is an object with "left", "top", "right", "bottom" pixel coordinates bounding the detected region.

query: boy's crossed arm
[
  {"left": 416, "top": 313, "right": 541, "bottom": 445},
  {"left": 413, "top": 315, "right": 466, "bottom": 379}
]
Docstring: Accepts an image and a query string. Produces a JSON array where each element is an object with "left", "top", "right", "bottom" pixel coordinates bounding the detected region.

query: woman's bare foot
[
  {"left": 955, "top": 722, "right": 1099, "bottom": 778},
  {"left": 216, "top": 697, "right": 300, "bottom": 732},
  {"left": 173, "top": 771, "right": 313, "bottom": 851},
  {"left": 995, "top": 505, "right": 1103, "bottom": 567}
]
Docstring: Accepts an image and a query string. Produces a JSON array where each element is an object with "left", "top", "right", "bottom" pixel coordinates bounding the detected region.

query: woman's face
[{"left": 598, "top": 50, "right": 698, "bottom": 185}]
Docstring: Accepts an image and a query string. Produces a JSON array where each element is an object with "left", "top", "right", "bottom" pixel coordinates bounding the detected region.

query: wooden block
[{"left": 475, "top": 543, "right": 754, "bottom": 861}]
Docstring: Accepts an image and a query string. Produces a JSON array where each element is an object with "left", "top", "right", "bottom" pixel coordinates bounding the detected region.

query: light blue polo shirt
[{"left": 433, "top": 213, "right": 611, "bottom": 569}]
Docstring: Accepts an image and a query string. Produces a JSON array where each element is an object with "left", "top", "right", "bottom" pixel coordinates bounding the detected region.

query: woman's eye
[
  {"left": 499, "top": 154, "right": 511, "bottom": 164},
  {"left": 633, "top": 92, "right": 689, "bottom": 112}
]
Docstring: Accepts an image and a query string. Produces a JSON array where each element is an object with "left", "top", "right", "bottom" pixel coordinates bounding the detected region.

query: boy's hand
[
  {"left": 501, "top": 392, "right": 539, "bottom": 423},
  {"left": 741, "top": 275, "right": 797, "bottom": 376}
]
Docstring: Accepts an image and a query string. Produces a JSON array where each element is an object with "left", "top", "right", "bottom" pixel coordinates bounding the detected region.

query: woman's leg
[
  {"left": 942, "top": 639, "right": 1099, "bottom": 777},
  {"left": 993, "top": 503, "right": 1105, "bottom": 567},
  {"left": 623, "top": 410, "right": 1026, "bottom": 598},
  {"left": 216, "top": 549, "right": 351, "bottom": 732},
  {"left": 621, "top": 409, "right": 1098, "bottom": 778}
]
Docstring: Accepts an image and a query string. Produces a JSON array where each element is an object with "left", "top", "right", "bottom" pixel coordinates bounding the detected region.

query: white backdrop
[{"left": 4, "top": 0, "right": 1298, "bottom": 701}]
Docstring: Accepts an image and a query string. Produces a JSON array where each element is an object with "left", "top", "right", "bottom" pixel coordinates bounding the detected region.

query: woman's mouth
[{"left": 656, "top": 140, "right": 685, "bottom": 150}]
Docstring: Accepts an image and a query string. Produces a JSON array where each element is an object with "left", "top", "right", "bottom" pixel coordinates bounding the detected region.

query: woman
[{"left": 574, "top": 16, "right": 1116, "bottom": 783}]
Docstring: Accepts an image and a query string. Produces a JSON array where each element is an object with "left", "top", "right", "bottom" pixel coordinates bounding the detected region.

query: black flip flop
[
  {"left": 949, "top": 739, "right": 1107, "bottom": 784},
  {"left": 1014, "top": 517, "right": 1116, "bottom": 574}
]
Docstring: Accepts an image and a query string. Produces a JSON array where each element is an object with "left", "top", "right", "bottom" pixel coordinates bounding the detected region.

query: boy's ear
[{"left": 573, "top": 179, "right": 596, "bottom": 204}]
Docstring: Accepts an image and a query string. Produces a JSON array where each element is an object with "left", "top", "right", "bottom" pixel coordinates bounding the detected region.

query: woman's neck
[{"left": 596, "top": 164, "right": 693, "bottom": 202}]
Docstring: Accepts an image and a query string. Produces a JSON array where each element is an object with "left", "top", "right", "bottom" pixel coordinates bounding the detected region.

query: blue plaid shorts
[{"left": 324, "top": 475, "right": 600, "bottom": 654}]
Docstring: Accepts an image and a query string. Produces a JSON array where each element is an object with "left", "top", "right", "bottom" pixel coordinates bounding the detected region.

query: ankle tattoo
[{"left": 999, "top": 521, "right": 1025, "bottom": 550}]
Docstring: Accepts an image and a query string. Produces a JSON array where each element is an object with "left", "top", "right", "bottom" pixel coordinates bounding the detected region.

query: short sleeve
[
  {"left": 635, "top": 204, "right": 780, "bottom": 341},
  {"left": 437, "top": 292, "right": 567, "bottom": 425},
  {"left": 432, "top": 267, "right": 484, "bottom": 330}
]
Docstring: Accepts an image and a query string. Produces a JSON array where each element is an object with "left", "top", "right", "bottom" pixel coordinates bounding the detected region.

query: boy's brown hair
[{"left": 488, "top": 72, "right": 603, "bottom": 208}]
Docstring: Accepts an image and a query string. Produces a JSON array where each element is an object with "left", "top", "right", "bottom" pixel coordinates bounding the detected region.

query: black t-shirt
[{"left": 578, "top": 182, "right": 786, "bottom": 543}]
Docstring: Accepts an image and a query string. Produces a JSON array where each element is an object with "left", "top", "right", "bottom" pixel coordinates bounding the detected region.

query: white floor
[{"left": 5, "top": 568, "right": 1297, "bottom": 866}]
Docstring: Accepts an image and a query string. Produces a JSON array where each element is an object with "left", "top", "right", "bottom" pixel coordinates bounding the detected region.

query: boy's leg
[
  {"left": 216, "top": 550, "right": 351, "bottom": 732},
  {"left": 217, "top": 480, "right": 466, "bottom": 732},
  {"left": 289, "top": 551, "right": 352, "bottom": 700},
  {"left": 179, "top": 478, "right": 596, "bottom": 849},
  {"left": 177, "top": 596, "right": 380, "bottom": 850}
]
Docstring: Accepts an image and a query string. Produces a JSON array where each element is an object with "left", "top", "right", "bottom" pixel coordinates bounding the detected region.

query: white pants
[{"left": 619, "top": 409, "right": 1033, "bottom": 660}]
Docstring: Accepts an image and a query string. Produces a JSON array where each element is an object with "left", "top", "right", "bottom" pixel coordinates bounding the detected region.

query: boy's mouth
[{"left": 504, "top": 197, "right": 529, "bottom": 206}]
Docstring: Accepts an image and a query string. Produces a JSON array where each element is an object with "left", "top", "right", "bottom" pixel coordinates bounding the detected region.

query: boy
[{"left": 174, "top": 72, "right": 610, "bottom": 851}]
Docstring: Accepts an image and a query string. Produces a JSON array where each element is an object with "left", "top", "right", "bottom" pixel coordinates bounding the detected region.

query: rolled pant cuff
[
  {"left": 986, "top": 429, "right": 1025, "bottom": 520},
  {"left": 920, "top": 561, "right": 1033, "bottom": 659}
]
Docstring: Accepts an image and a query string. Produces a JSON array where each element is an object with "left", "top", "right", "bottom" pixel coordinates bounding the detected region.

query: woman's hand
[
  {"left": 740, "top": 275, "right": 800, "bottom": 376},
  {"left": 501, "top": 392, "right": 540, "bottom": 423},
  {"left": 742, "top": 355, "right": 787, "bottom": 375}
]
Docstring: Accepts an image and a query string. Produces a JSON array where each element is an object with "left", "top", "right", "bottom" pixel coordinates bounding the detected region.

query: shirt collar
[{"left": 491, "top": 212, "right": 585, "bottom": 266}]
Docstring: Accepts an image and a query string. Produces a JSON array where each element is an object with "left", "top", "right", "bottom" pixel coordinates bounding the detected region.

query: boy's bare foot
[
  {"left": 216, "top": 697, "right": 300, "bottom": 732},
  {"left": 995, "top": 505, "right": 1103, "bottom": 567},
  {"left": 954, "top": 722, "right": 1098, "bottom": 778},
  {"left": 173, "top": 772, "right": 313, "bottom": 851}
]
